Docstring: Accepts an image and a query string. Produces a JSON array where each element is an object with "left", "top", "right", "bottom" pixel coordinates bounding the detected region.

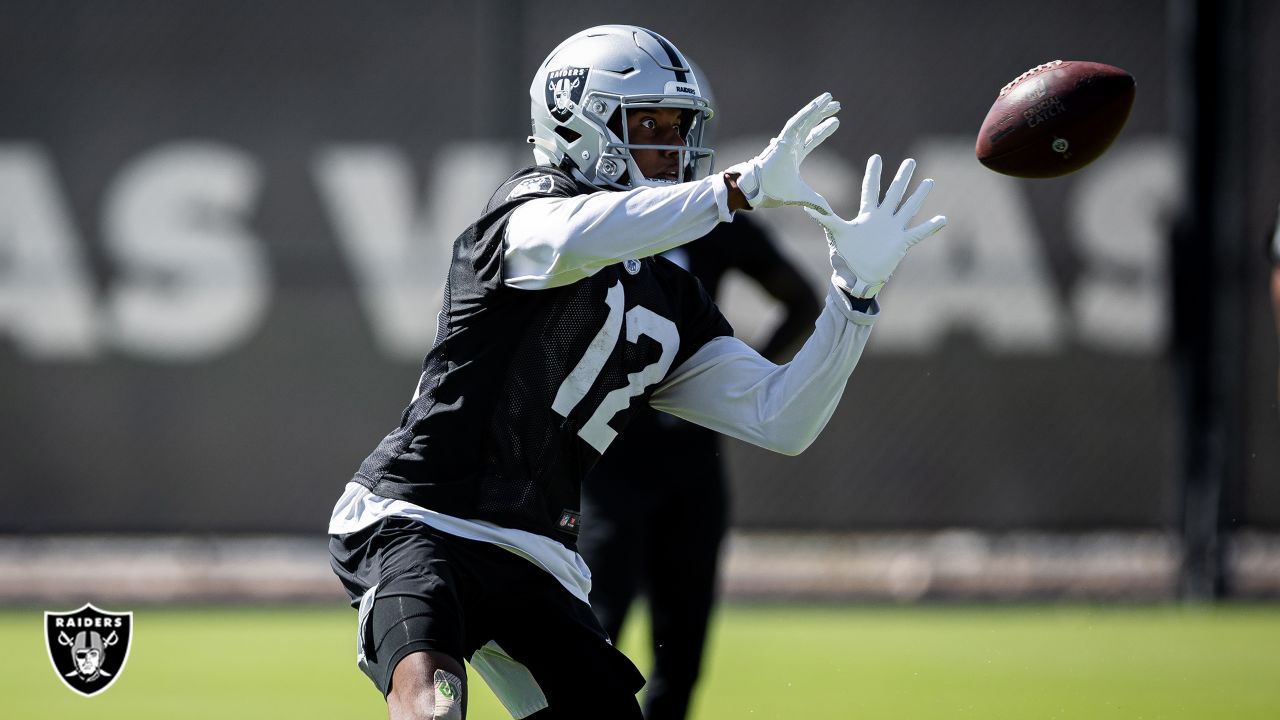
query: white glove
[
  {"left": 726, "top": 92, "right": 840, "bottom": 214},
  {"left": 804, "top": 154, "right": 947, "bottom": 299}
]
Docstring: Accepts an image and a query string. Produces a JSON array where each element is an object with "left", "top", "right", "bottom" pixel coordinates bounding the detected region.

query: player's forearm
[
  {"left": 649, "top": 285, "right": 877, "bottom": 455},
  {"left": 503, "top": 173, "right": 734, "bottom": 289}
]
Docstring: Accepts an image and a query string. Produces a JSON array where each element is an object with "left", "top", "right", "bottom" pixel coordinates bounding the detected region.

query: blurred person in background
[
  {"left": 580, "top": 65, "right": 820, "bottom": 720},
  {"left": 579, "top": 211, "right": 819, "bottom": 720},
  {"left": 328, "top": 23, "right": 945, "bottom": 720},
  {"left": 1271, "top": 202, "right": 1280, "bottom": 410}
]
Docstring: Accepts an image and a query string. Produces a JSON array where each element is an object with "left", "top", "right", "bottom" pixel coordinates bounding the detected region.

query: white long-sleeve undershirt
[
  {"left": 502, "top": 169, "right": 879, "bottom": 457},
  {"left": 651, "top": 286, "right": 877, "bottom": 455},
  {"left": 502, "top": 172, "right": 734, "bottom": 289}
]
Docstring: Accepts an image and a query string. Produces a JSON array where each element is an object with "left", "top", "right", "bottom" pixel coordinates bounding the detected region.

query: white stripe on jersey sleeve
[
  {"left": 502, "top": 172, "right": 734, "bottom": 290},
  {"left": 648, "top": 284, "right": 878, "bottom": 456}
]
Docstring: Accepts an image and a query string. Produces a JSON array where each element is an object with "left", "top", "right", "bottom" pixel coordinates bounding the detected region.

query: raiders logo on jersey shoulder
[{"left": 507, "top": 174, "right": 556, "bottom": 201}]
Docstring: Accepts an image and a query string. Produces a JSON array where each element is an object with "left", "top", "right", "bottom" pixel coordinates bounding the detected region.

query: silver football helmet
[{"left": 528, "top": 25, "right": 714, "bottom": 190}]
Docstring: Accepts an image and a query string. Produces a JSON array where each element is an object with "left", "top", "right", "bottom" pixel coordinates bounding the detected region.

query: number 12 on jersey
[{"left": 551, "top": 280, "right": 678, "bottom": 453}]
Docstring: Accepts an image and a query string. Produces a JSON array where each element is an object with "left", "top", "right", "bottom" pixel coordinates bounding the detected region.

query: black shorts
[{"left": 329, "top": 516, "right": 644, "bottom": 718}]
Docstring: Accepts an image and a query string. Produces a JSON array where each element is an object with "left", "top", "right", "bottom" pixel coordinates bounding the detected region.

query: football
[{"left": 975, "top": 60, "right": 1135, "bottom": 178}]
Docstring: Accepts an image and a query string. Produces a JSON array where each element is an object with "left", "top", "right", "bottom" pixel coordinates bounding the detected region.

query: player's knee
[
  {"left": 388, "top": 653, "right": 466, "bottom": 720},
  {"left": 392, "top": 671, "right": 464, "bottom": 720},
  {"left": 428, "top": 669, "right": 464, "bottom": 720}
]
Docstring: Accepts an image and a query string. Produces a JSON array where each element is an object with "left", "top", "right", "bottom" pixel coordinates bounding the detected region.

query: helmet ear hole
[
  {"left": 678, "top": 109, "right": 695, "bottom": 140},
  {"left": 554, "top": 126, "right": 582, "bottom": 143},
  {"left": 605, "top": 109, "right": 623, "bottom": 139}
]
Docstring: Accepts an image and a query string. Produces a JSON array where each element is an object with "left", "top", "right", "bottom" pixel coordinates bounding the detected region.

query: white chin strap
[{"left": 526, "top": 135, "right": 558, "bottom": 153}]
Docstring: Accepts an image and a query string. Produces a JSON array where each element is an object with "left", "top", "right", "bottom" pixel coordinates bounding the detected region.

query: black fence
[{"left": 1, "top": 0, "right": 1276, "bottom": 533}]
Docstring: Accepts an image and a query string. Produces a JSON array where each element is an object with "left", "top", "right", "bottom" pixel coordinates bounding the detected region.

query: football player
[{"left": 328, "top": 23, "right": 946, "bottom": 720}]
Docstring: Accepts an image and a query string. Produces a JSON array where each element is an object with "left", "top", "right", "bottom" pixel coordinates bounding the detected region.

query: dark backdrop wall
[{"left": 1, "top": 0, "right": 1276, "bottom": 533}]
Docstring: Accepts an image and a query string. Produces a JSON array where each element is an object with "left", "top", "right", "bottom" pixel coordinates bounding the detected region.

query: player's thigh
[
  {"left": 334, "top": 518, "right": 473, "bottom": 698},
  {"left": 487, "top": 566, "right": 645, "bottom": 718}
]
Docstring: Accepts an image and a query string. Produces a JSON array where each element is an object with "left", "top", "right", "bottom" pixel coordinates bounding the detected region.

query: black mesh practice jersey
[
  {"left": 351, "top": 166, "right": 734, "bottom": 548},
  {"left": 589, "top": 214, "right": 820, "bottom": 450}
]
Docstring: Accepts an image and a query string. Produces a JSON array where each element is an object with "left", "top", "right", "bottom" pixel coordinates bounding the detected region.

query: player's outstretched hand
[
  {"left": 804, "top": 154, "right": 947, "bottom": 299},
  {"left": 727, "top": 93, "right": 840, "bottom": 214}
]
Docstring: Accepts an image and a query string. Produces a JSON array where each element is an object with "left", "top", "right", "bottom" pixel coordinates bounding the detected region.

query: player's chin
[{"left": 631, "top": 163, "right": 681, "bottom": 186}]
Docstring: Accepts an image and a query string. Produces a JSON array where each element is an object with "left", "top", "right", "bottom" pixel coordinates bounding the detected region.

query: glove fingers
[
  {"left": 860, "top": 154, "right": 883, "bottom": 212},
  {"left": 896, "top": 178, "right": 934, "bottom": 224},
  {"left": 780, "top": 93, "right": 837, "bottom": 140},
  {"left": 812, "top": 100, "right": 842, "bottom": 128},
  {"left": 882, "top": 158, "right": 917, "bottom": 213},
  {"left": 799, "top": 117, "right": 840, "bottom": 162},
  {"left": 906, "top": 214, "right": 948, "bottom": 245}
]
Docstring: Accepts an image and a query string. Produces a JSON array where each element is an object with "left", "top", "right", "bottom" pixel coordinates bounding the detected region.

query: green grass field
[{"left": 3, "top": 603, "right": 1277, "bottom": 719}]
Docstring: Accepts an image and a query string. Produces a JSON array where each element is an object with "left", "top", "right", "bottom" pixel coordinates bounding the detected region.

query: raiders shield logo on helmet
[
  {"left": 45, "top": 603, "right": 133, "bottom": 697},
  {"left": 545, "top": 66, "right": 588, "bottom": 121}
]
